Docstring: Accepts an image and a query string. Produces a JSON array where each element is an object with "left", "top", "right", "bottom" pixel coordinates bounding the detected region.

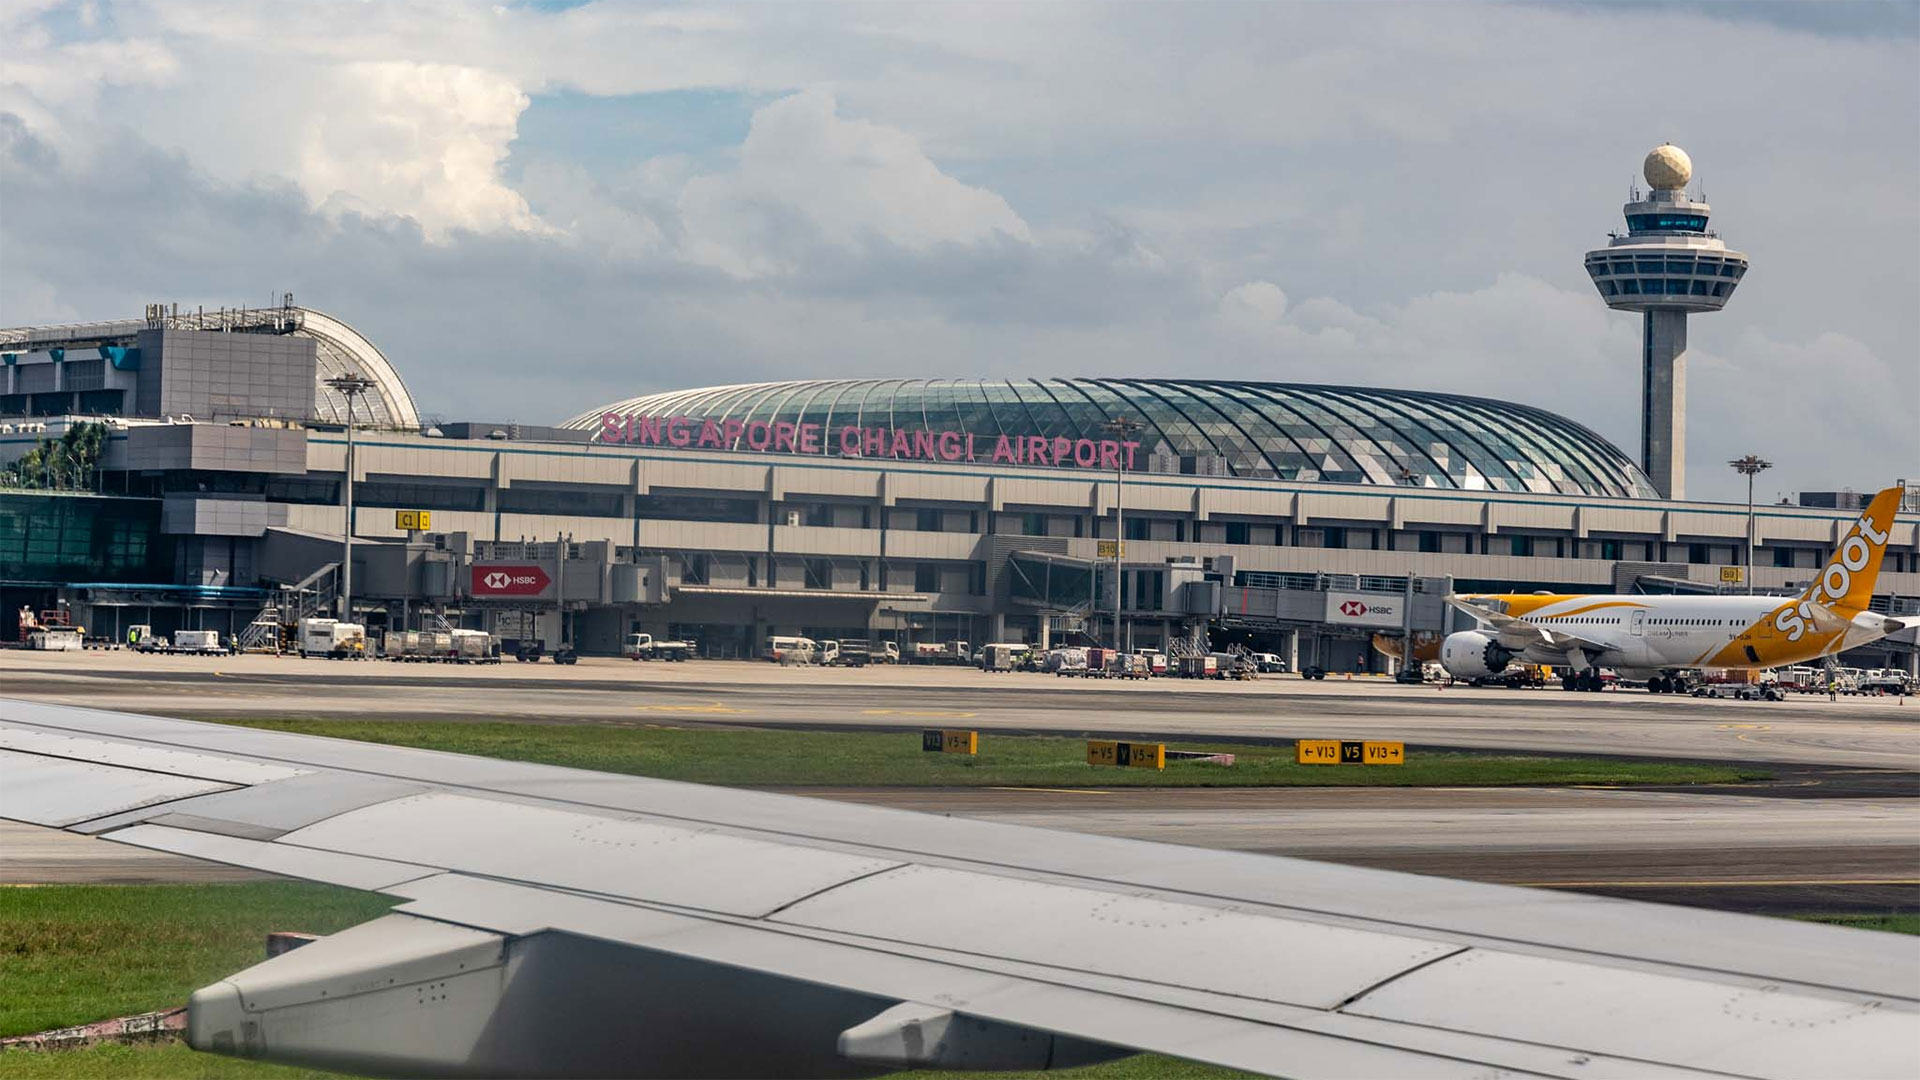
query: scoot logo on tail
[{"left": 1773, "top": 486, "right": 1900, "bottom": 641}]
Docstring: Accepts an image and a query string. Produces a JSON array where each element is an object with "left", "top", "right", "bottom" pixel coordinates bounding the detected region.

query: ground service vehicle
[
  {"left": 1047, "top": 647, "right": 1088, "bottom": 676},
  {"left": 624, "top": 633, "right": 693, "bottom": 661},
  {"left": 1858, "top": 669, "right": 1910, "bottom": 695},
  {"left": 911, "top": 641, "right": 971, "bottom": 665},
  {"left": 1176, "top": 655, "right": 1219, "bottom": 679},
  {"left": 298, "top": 618, "right": 366, "bottom": 659},
  {"left": 27, "top": 627, "right": 83, "bottom": 651},
  {"left": 980, "top": 643, "right": 1029, "bottom": 672},
  {"left": 764, "top": 636, "right": 816, "bottom": 663},
  {"left": 1133, "top": 649, "right": 1168, "bottom": 676},
  {"left": 1249, "top": 652, "right": 1288, "bottom": 673},
  {"left": 834, "top": 639, "right": 877, "bottom": 666},
  {"left": 173, "top": 629, "right": 225, "bottom": 655}
]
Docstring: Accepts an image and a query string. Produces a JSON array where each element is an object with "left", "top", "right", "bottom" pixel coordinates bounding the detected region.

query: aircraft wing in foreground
[{"left": 1, "top": 700, "right": 1915, "bottom": 1079}]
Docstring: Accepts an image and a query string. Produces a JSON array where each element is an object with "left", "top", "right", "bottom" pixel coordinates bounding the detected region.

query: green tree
[{"left": 0, "top": 422, "right": 107, "bottom": 491}]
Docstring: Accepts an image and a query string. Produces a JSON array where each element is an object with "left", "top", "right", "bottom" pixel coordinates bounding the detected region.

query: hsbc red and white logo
[
  {"left": 471, "top": 565, "right": 552, "bottom": 597},
  {"left": 1340, "top": 600, "right": 1368, "bottom": 617}
]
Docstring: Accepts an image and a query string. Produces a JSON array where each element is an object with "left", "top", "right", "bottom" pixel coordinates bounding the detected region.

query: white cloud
[
  {"left": 677, "top": 89, "right": 1030, "bottom": 276},
  {"left": 300, "top": 61, "right": 539, "bottom": 236}
]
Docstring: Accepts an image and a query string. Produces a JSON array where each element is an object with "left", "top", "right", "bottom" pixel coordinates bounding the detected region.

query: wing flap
[
  {"left": 1343, "top": 949, "right": 1915, "bottom": 1080},
  {"left": 0, "top": 748, "right": 236, "bottom": 827},
  {"left": 277, "top": 791, "right": 905, "bottom": 918},
  {"left": 766, "top": 862, "right": 1463, "bottom": 1010},
  {"left": 102, "top": 824, "right": 438, "bottom": 892}
]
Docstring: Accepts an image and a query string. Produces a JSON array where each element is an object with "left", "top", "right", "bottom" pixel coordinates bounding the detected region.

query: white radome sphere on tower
[{"left": 1643, "top": 144, "right": 1692, "bottom": 190}]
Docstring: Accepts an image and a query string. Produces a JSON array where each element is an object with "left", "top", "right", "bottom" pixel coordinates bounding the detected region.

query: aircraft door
[{"left": 1630, "top": 610, "right": 1646, "bottom": 637}]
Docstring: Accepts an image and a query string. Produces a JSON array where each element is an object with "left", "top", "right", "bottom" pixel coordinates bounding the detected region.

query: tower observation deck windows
[{"left": 1627, "top": 214, "right": 1709, "bottom": 232}]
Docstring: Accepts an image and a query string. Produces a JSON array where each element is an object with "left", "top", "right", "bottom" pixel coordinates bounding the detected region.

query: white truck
[
  {"left": 27, "top": 626, "right": 83, "bottom": 651},
  {"left": 623, "top": 632, "right": 694, "bottom": 661},
  {"left": 298, "top": 617, "right": 367, "bottom": 659},
  {"left": 172, "top": 629, "right": 225, "bottom": 655},
  {"left": 911, "top": 640, "right": 972, "bottom": 665}
]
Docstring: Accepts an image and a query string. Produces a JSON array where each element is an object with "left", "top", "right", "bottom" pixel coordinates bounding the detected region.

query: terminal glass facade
[
  {"left": 570, "top": 379, "right": 1659, "bottom": 499},
  {"left": 0, "top": 493, "right": 164, "bottom": 584}
]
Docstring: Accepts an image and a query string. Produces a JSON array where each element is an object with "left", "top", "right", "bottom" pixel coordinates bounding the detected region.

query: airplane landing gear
[{"left": 1562, "top": 669, "right": 1604, "bottom": 692}]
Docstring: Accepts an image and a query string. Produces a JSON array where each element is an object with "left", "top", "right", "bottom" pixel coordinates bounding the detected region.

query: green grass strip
[
  {"left": 0, "top": 883, "right": 392, "bottom": 1039},
  {"left": 211, "top": 718, "right": 1767, "bottom": 788}
]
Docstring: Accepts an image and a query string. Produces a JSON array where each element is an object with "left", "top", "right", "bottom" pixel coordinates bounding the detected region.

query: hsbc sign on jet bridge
[
  {"left": 1323, "top": 590, "right": 1404, "bottom": 628},
  {"left": 471, "top": 565, "right": 553, "bottom": 599}
]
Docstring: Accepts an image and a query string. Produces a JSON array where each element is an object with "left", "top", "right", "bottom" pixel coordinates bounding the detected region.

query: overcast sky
[{"left": 2, "top": 0, "right": 1915, "bottom": 502}]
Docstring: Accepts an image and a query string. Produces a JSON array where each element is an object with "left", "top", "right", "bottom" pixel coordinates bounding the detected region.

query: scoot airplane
[{"left": 1441, "top": 485, "right": 1918, "bottom": 692}]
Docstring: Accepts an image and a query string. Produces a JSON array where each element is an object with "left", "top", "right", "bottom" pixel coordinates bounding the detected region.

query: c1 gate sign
[
  {"left": 471, "top": 565, "right": 552, "bottom": 598},
  {"left": 1322, "top": 591, "right": 1402, "bottom": 628}
]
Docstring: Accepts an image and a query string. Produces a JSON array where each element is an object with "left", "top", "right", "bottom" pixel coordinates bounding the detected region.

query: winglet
[{"left": 1799, "top": 486, "right": 1903, "bottom": 616}]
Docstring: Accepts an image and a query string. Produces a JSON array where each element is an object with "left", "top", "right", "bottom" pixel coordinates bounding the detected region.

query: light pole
[
  {"left": 1729, "top": 455, "right": 1772, "bottom": 596},
  {"left": 326, "top": 372, "right": 376, "bottom": 621},
  {"left": 1101, "top": 416, "right": 1143, "bottom": 651}
]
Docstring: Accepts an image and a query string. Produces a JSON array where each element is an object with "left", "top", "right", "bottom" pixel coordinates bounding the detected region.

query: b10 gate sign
[
  {"left": 1295, "top": 740, "right": 1405, "bottom": 765},
  {"left": 471, "top": 565, "right": 552, "bottom": 597}
]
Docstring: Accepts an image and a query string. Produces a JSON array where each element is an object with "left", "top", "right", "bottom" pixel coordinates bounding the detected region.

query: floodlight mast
[
  {"left": 326, "top": 372, "right": 377, "bottom": 621},
  {"left": 1729, "top": 454, "right": 1772, "bottom": 596},
  {"left": 1101, "top": 416, "right": 1144, "bottom": 652}
]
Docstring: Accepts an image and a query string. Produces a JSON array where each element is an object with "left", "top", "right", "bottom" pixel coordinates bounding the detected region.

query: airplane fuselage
[{"left": 1463, "top": 592, "right": 1894, "bottom": 675}]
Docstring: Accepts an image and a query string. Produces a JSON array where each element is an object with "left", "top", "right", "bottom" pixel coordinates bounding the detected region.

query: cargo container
[
  {"left": 451, "top": 628, "right": 499, "bottom": 663},
  {"left": 172, "top": 629, "right": 224, "bottom": 655},
  {"left": 298, "top": 618, "right": 367, "bottom": 659}
]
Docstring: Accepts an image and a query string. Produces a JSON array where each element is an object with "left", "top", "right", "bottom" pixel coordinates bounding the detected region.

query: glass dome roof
[{"left": 563, "top": 379, "right": 1657, "bottom": 499}]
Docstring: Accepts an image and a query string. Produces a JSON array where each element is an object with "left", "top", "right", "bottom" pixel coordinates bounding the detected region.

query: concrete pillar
[
  {"left": 1284, "top": 628, "right": 1299, "bottom": 672},
  {"left": 1642, "top": 309, "right": 1688, "bottom": 500}
]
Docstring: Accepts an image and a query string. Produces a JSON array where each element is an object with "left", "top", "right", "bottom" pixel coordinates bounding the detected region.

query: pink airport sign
[{"left": 597, "top": 413, "right": 1143, "bottom": 471}]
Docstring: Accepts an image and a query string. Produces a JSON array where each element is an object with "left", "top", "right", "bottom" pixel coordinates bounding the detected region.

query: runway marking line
[
  {"left": 986, "top": 786, "right": 1113, "bottom": 795},
  {"left": 861, "top": 709, "right": 978, "bottom": 719},
  {"left": 1522, "top": 878, "right": 1920, "bottom": 888},
  {"left": 632, "top": 703, "right": 746, "bottom": 714}
]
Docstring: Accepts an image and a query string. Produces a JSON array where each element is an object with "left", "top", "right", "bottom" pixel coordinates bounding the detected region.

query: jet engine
[{"left": 1440, "top": 630, "right": 1513, "bottom": 680}]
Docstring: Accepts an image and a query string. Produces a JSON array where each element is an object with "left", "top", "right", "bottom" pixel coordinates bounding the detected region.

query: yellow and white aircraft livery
[{"left": 1441, "top": 485, "right": 1917, "bottom": 692}]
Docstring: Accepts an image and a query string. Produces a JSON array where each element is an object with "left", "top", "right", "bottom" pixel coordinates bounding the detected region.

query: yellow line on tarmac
[
  {"left": 861, "top": 709, "right": 978, "bottom": 719},
  {"left": 987, "top": 786, "right": 1114, "bottom": 795},
  {"left": 631, "top": 703, "right": 745, "bottom": 714},
  {"left": 1522, "top": 878, "right": 1920, "bottom": 888}
]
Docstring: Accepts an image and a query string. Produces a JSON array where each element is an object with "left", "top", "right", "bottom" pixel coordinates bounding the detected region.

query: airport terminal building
[{"left": 2, "top": 304, "right": 1916, "bottom": 671}]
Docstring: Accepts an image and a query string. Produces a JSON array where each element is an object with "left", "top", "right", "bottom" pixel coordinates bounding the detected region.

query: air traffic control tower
[{"left": 1584, "top": 144, "right": 1747, "bottom": 500}]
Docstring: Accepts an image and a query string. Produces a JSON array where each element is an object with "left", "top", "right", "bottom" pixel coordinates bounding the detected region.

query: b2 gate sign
[
  {"left": 1087, "top": 740, "right": 1165, "bottom": 770},
  {"left": 1322, "top": 591, "right": 1402, "bottom": 628},
  {"left": 1295, "top": 740, "right": 1405, "bottom": 766},
  {"left": 470, "top": 564, "right": 552, "bottom": 598}
]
